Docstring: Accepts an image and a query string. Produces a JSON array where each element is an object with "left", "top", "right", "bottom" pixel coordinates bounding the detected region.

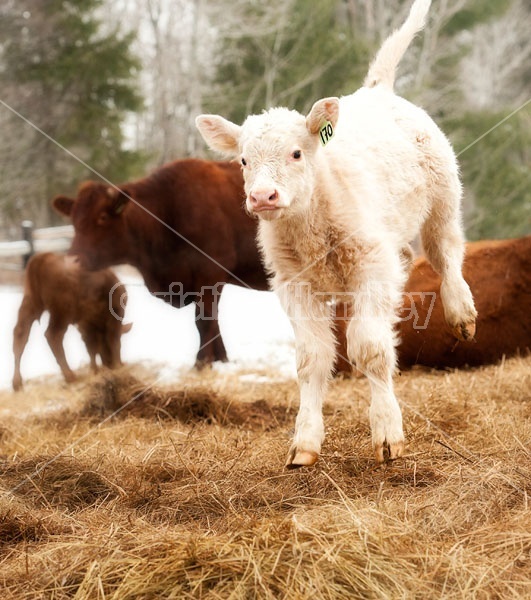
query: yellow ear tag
[{"left": 319, "top": 120, "right": 334, "bottom": 147}]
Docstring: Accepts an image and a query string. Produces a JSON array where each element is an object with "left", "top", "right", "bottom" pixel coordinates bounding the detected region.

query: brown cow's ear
[
  {"left": 52, "top": 195, "right": 75, "bottom": 217},
  {"left": 106, "top": 187, "right": 130, "bottom": 215}
]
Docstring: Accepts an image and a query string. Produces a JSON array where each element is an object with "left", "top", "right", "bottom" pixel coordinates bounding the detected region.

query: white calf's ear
[
  {"left": 306, "top": 97, "right": 340, "bottom": 135},
  {"left": 195, "top": 115, "right": 241, "bottom": 156}
]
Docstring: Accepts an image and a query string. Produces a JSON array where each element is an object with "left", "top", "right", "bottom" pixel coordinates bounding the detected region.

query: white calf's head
[{"left": 196, "top": 97, "right": 339, "bottom": 222}]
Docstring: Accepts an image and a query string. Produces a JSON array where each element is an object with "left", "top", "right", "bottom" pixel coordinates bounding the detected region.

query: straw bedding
[{"left": 0, "top": 356, "right": 530, "bottom": 598}]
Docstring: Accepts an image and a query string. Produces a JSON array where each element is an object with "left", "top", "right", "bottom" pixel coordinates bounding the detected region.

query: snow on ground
[{"left": 0, "top": 271, "right": 297, "bottom": 390}]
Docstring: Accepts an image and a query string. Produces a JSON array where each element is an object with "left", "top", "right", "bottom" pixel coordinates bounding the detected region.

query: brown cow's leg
[
  {"left": 12, "top": 297, "right": 40, "bottom": 391},
  {"left": 81, "top": 331, "right": 99, "bottom": 372},
  {"left": 100, "top": 336, "right": 121, "bottom": 369},
  {"left": 195, "top": 286, "right": 227, "bottom": 366},
  {"left": 45, "top": 318, "right": 76, "bottom": 383},
  {"left": 195, "top": 313, "right": 227, "bottom": 366}
]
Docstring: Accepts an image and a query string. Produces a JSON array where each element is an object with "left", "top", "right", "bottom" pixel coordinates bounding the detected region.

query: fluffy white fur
[{"left": 196, "top": 0, "right": 476, "bottom": 468}]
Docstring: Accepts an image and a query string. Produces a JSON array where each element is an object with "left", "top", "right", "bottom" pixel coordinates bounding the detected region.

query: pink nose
[{"left": 249, "top": 188, "right": 279, "bottom": 210}]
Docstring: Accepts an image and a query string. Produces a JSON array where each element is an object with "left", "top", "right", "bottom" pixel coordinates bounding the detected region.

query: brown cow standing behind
[
  {"left": 12, "top": 252, "right": 130, "bottom": 391},
  {"left": 52, "top": 159, "right": 269, "bottom": 367}
]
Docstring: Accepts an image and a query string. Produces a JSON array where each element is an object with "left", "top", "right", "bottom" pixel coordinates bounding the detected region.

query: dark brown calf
[{"left": 12, "top": 252, "right": 130, "bottom": 391}]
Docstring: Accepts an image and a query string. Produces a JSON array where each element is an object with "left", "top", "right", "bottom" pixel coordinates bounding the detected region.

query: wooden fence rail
[{"left": 0, "top": 222, "right": 73, "bottom": 266}]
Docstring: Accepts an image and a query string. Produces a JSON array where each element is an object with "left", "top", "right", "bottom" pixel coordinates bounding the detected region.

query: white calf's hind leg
[
  {"left": 421, "top": 157, "right": 477, "bottom": 341},
  {"left": 278, "top": 287, "right": 336, "bottom": 468},
  {"left": 421, "top": 189, "right": 477, "bottom": 341}
]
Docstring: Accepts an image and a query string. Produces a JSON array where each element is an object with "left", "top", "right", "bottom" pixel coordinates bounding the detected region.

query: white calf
[{"left": 196, "top": 0, "right": 476, "bottom": 468}]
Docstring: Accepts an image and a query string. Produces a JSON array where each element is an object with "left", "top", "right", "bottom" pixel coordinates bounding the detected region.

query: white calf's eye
[
  {"left": 241, "top": 157, "right": 247, "bottom": 166},
  {"left": 292, "top": 150, "right": 302, "bottom": 160}
]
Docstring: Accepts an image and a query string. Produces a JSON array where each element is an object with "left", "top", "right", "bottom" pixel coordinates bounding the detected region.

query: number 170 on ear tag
[{"left": 319, "top": 121, "right": 334, "bottom": 147}]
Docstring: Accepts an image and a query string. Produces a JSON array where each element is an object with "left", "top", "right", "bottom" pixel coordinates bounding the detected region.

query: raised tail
[{"left": 364, "top": 0, "right": 431, "bottom": 90}]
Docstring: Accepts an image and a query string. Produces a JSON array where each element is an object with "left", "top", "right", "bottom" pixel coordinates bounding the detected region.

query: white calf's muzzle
[{"left": 248, "top": 187, "right": 279, "bottom": 212}]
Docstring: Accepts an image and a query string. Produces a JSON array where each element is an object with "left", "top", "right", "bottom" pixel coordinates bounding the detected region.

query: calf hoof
[
  {"left": 63, "top": 371, "right": 77, "bottom": 384},
  {"left": 12, "top": 378, "right": 23, "bottom": 392},
  {"left": 452, "top": 320, "right": 476, "bottom": 342},
  {"left": 375, "top": 439, "right": 404, "bottom": 464},
  {"left": 285, "top": 447, "right": 319, "bottom": 469}
]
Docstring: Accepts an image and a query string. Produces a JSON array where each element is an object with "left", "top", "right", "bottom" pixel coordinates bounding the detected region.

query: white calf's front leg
[
  {"left": 349, "top": 317, "right": 404, "bottom": 462},
  {"left": 278, "top": 286, "right": 336, "bottom": 468},
  {"left": 348, "top": 277, "right": 405, "bottom": 463}
]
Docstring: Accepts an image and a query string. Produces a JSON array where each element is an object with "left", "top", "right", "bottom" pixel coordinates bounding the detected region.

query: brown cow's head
[{"left": 53, "top": 182, "right": 131, "bottom": 270}]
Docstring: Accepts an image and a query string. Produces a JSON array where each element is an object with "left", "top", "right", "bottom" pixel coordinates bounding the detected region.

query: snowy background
[{"left": 1, "top": 270, "right": 297, "bottom": 390}]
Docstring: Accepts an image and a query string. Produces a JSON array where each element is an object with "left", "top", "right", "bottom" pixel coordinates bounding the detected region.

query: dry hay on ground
[{"left": 0, "top": 356, "right": 530, "bottom": 599}]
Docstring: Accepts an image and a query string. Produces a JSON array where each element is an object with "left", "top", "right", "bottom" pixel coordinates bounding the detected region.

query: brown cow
[
  {"left": 52, "top": 159, "right": 269, "bottom": 367},
  {"left": 335, "top": 237, "right": 531, "bottom": 371},
  {"left": 12, "top": 252, "right": 130, "bottom": 391},
  {"left": 397, "top": 236, "right": 531, "bottom": 368}
]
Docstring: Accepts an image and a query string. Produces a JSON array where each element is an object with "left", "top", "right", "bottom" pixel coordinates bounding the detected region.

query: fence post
[{"left": 21, "top": 220, "right": 34, "bottom": 267}]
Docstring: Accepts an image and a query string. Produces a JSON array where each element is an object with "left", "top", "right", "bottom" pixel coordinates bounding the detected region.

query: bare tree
[
  {"left": 460, "top": 0, "right": 531, "bottom": 110},
  {"left": 112, "top": 0, "right": 216, "bottom": 165}
]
